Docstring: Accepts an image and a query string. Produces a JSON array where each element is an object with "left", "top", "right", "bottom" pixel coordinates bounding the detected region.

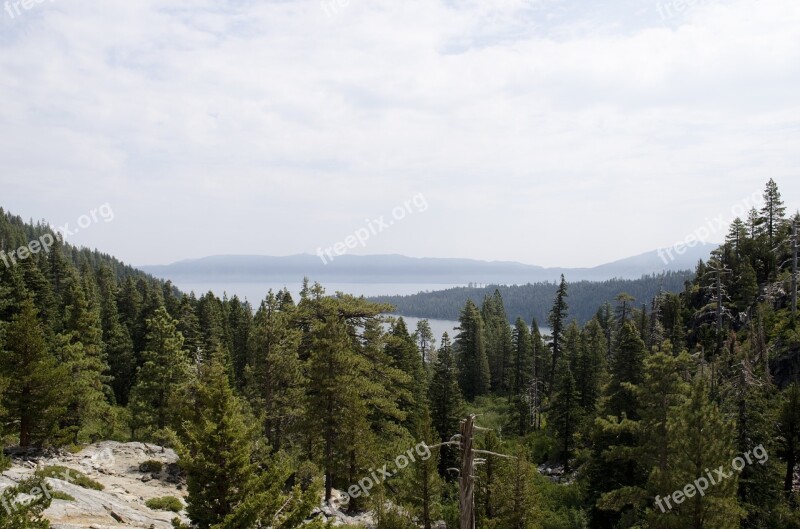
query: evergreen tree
[
  {"left": 128, "top": 306, "right": 190, "bottom": 438},
  {"left": 778, "top": 383, "right": 800, "bottom": 502},
  {"left": 574, "top": 318, "right": 606, "bottom": 413},
  {"left": 176, "top": 294, "right": 202, "bottom": 359},
  {"left": 245, "top": 291, "right": 305, "bottom": 451},
  {"left": 760, "top": 178, "right": 786, "bottom": 248},
  {"left": 386, "top": 317, "right": 427, "bottom": 422},
  {"left": 511, "top": 318, "right": 533, "bottom": 435},
  {"left": 615, "top": 293, "right": 635, "bottom": 324},
  {"left": 476, "top": 429, "right": 503, "bottom": 524},
  {"left": 0, "top": 298, "right": 66, "bottom": 447},
  {"left": 550, "top": 355, "right": 580, "bottom": 472},
  {"left": 414, "top": 319, "right": 436, "bottom": 367},
  {"left": 482, "top": 290, "right": 513, "bottom": 396},
  {"left": 56, "top": 270, "right": 111, "bottom": 443},
  {"left": 429, "top": 332, "right": 465, "bottom": 478},
  {"left": 547, "top": 275, "right": 569, "bottom": 394},
  {"left": 400, "top": 410, "right": 442, "bottom": 529},
  {"left": 227, "top": 295, "right": 252, "bottom": 388},
  {"left": 117, "top": 276, "right": 142, "bottom": 352},
  {"left": 663, "top": 375, "right": 744, "bottom": 529},
  {"left": 636, "top": 345, "right": 692, "bottom": 529},
  {"left": 491, "top": 448, "right": 540, "bottom": 529},
  {"left": 607, "top": 321, "right": 646, "bottom": 419},
  {"left": 530, "top": 318, "right": 547, "bottom": 430},
  {"left": 587, "top": 320, "right": 647, "bottom": 528},
  {"left": 455, "top": 300, "right": 491, "bottom": 400},
  {"left": 176, "top": 353, "right": 320, "bottom": 529},
  {"left": 301, "top": 291, "right": 406, "bottom": 503},
  {"left": 96, "top": 265, "right": 136, "bottom": 405}
]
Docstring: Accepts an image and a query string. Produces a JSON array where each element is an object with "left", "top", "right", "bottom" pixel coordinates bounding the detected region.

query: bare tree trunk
[{"left": 459, "top": 416, "right": 475, "bottom": 529}]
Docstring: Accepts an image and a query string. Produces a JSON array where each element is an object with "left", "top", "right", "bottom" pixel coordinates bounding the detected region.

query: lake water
[
  {"left": 173, "top": 281, "right": 548, "bottom": 341},
  {"left": 173, "top": 280, "right": 467, "bottom": 303}
]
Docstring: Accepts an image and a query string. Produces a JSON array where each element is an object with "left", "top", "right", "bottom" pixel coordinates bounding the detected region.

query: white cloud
[{"left": 0, "top": 0, "right": 798, "bottom": 267}]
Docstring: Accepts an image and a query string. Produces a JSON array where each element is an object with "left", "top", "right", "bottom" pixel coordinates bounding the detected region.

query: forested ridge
[
  {"left": 0, "top": 179, "right": 799, "bottom": 529},
  {"left": 368, "top": 272, "right": 693, "bottom": 325}
]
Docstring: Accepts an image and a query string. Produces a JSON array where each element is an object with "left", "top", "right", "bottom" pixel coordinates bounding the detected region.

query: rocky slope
[
  {"left": 1, "top": 441, "right": 187, "bottom": 529},
  {"left": 1, "top": 441, "right": 378, "bottom": 529}
]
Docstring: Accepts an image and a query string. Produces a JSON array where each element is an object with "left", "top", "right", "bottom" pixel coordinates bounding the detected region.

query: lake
[
  {"left": 172, "top": 280, "right": 468, "bottom": 304},
  {"left": 172, "top": 280, "right": 549, "bottom": 341}
]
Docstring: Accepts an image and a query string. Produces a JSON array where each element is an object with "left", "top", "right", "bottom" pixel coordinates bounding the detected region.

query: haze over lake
[{"left": 172, "top": 280, "right": 469, "bottom": 304}]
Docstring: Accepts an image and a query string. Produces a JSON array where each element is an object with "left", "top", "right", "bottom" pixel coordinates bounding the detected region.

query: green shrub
[
  {"left": 35, "top": 465, "right": 104, "bottom": 491},
  {"left": 146, "top": 496, "right": 184, "bottom": 512},
  {"left": 139, "top": 460, "right": 163, "bottom": 473},
  {"left": 0, "top": 477, "right": 52, "bottom": 528},
  {"left": 50, "top": 491, "right": 75, "bottom": 501}
]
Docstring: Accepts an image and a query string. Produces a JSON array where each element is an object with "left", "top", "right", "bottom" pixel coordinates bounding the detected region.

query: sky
[{"left": 1, "top": 0, "right": 799, "bottom": 268}]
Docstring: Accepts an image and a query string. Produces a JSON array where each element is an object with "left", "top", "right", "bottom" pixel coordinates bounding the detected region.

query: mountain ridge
[{"left": 139, "top": 243, "right": 714, "bottom": 284}]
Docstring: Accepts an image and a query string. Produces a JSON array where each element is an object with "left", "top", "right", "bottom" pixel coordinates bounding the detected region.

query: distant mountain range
[{"left": 139, "top": 243, "right": 715, "bottom": 285}]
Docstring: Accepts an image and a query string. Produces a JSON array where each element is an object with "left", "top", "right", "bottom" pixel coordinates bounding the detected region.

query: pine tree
[
  {"left": 176, "top": 294, "right": 202, "bottom": 359},
  {"left": 196, "top": 292, "right": 226, "bottom": 359},
  {"left": 0, "top": 298, "right": 66, "bottom": 447},
  {"left": 245, "top": 291, "right": 305, "bottom": 451},
  {"left": 414, "top": 319, "right": 436, "bottom": 367},
  {"left": 547, "top": 275, "right": 569, "bottom": 394},
  {"left": 663, "top": 375, "right": 744, "bottom": 528},
  {"left": 760, "top": 178, "right": 786, "bottom": 248},
  {"left": 227, "top": 295, "right": 252, "bottom": 388},
  {"left": 96, "top": 265, "right": 136, "bottom": 405},
  {"left": 490, "top": 448, "right": 540, "bottom": 529},
  {"left": 636, "top": 345, "right": 692, "bottom": 529},
  {"left": 128, "top": 306, "right": 190, "bottom": 438},
  {"left": 386, "top": 317, "right": 426, "bottom": 422},
  {"left": 550, "top": 355, "right": 580, "bottom": 472},
  {"left": 778, "top": 383, "right": 800, "bottom": 502},
  {"left": 482, "top": 290, "right": 513, "bottom": 396},
  {"left": 176, "top": 353, "right": 320, "bottom": 529},
  {"left": 511, "top": 318, "right": 533, "bottom": 436},
  {"left": 722, "top": 340, "right": 783, "bottom": 529},
  {"left": 607, "top": 321, "right": 646, "bottom": 420},
  {"left": 587, "top": 321, "right": 647, "bottom": 528},
  {"left": 301, "top": 291, "right": 406, "bottom": 503},
  {"left": 530, "top": 318, "right": 547, "bottom": 430},
  {"left": 56, "top": 269, "right": 111, "bottom": 443},
  {"left": 476, "top": 429, "right": 503, "bottom": 523},
  {"left": 400, "top": 410, "right": 442, "bottom": 529},
  {"left": 455, "top": 300, "right": 491, "bottom": 400},
  {"left": 429, "top": 332, "right": 465, "bottom": 478},
  {"left": 615, "top": 293, "right": 635, "bottom": 324},
  {"left": 117, "top": 276, "right": 142, "bottom": 351},
  {"left": 574, "top": 318, "right": 606, "bottom": 413}
]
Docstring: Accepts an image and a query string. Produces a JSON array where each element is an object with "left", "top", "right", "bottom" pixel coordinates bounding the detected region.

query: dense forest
[
  {"left": 1, "top": 178, "right": 799, "bottom": 529},
  {"left": 368, "top": 272, "right": 693, "bottom": 326}
]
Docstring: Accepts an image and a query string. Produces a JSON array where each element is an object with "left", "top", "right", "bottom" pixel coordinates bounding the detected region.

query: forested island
[
  {"left": 368, "top": 272, "right": 693, "bottom": 326},
  {"left": 0, "top": 179, "right": 798, "bottom": 529}
]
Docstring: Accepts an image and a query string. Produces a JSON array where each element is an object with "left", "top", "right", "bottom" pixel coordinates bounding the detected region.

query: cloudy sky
[{"left": 1, "top": 0, "right": 798, "bottom": 268}]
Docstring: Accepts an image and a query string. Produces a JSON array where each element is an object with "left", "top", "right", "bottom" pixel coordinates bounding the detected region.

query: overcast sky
[{"left": 1, "top": 0, "right": 798, "bottom": 268}]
